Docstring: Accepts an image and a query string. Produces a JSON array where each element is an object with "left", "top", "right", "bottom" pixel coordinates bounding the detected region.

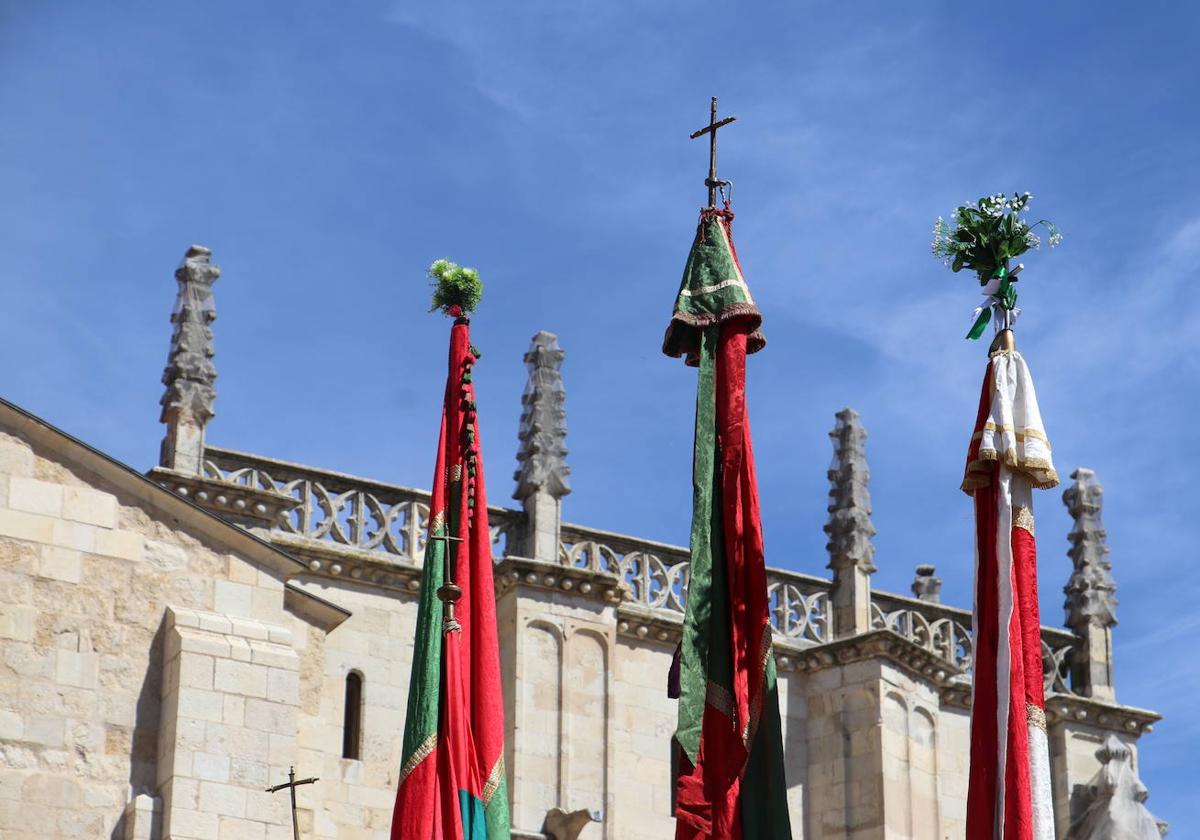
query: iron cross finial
[
  {"left": 689, "top": 96, "right": 737, "bottom": 208},
  {"left": 266, "top": 766, "right": 319, "bottom": 840}
]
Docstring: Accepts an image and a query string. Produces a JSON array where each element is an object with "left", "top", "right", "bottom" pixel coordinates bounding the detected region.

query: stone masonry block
[
  {"left": 266, "top": 668, "right": 299, "bottom": 704},
  {"left": 214, "top": 581, "right": 253, "bottom": 617},
  {"left": 243, "top": 698, "right": 296, "bottom": 735},
  {"left": 94, "top": 528, "right": 143, "bottom": 561},
  {"left": 176, "top": 688, "right": 226, "bottom": 723},
  {"left": 8, "top": 477, "right": 63, "bottom": 517},
  {"left": 192, "top": 752, "right": 232, "bottom": 783},
  {"left": 0, "top": 603, "right": 36, "bottom": 641},
  {"left": 54, "top": 649, "right": 99, "bottom": 689},
  {"left": 179, "top": 652, "right": 216, "bottom": 689},
  {"left": 37, "top": 545, "right": 82, "bottom": 583},
  {"left": 213, "top": 659, "right": 268, "bottom": 698},
  {"left": 228, "top": 616, "right": 269, "bottom": 642},
  {"left": 51, "top": 518, "right": 95, "bottom": 552},
  {"left": 218, "top": 815, "right": 266, "bottom": 840},
  {"left": 248, "top": 640, "right": 297, "bottom": 670},
  {"left": 167, "top": 806, "right": 220, "bottom": 840},
  {"left": 0, "top": 710, "right": 23, "bottom": 741},
  {"left": 198, "top": 781, "right": 247, "bottom": 818},
  {"left": 61, "top": 485, "right": 118, "bottom": 528},
  {"left": 0, "top": 508, "right": 55, "bottom": 544},
  {"left": 0, "top": 433, "right": 34, "bottom": 476}
]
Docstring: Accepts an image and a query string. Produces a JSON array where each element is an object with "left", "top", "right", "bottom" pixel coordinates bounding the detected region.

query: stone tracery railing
[
  {"left": 869, "top": 599, "right": 974, "bottom": 672},
  {"left": 560, "top": 525, "right": 832, "bottom": 645},
  {"left": 201, "top": 448, "right": 1081, "bottom": 693},
  {"left": 203, "top": 447, "right": 520, "bottom": 563}
]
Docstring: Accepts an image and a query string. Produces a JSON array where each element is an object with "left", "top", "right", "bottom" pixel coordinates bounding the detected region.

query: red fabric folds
[
  {"left": 964, "top": 358, "right": 1048, "bottom": 840},
  {"left": 392, "top": 319, "right": 506, "bottom": 840},
  {"left": 673, "top": 322, "right": 775, "bottom": 840}
]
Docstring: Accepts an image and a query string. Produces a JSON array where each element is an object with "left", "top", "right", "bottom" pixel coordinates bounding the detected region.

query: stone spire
[
  {"left": 825, "top": 407, "right": 876, "bottom": 638},
  {"left": 514, "top": 332, "right": 571, "bottom": 501},
  {"left": 159, "top": 245, "right": 220, "bottom": 475},
  {"left": 513, "top": 331, "right": 570, "bottom": 561},
  {"left": 1063, "top": 467, "right": 1118, "bottom": 700},
  {"left": 911, "top": 564, "right": 942, "bottom": 603}
]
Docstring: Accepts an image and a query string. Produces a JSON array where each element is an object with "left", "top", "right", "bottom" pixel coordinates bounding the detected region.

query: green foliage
[
  {"left": 931, "top": 193, "right": 1062, "bottom": 287},
  {"left": 428, "top": 258, "right": 483, "bottom": 315}
]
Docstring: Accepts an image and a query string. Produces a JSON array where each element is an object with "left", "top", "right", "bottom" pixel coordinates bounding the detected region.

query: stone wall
[
  {"left": 288, "top": 578, "right": 419, "bottom": 840},
  {"left": 0, "top": 427, "right": 298, "bottom": 839}
]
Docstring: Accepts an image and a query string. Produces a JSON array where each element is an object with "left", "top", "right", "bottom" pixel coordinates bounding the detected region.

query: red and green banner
[
  {"left": 962, "top": 350, "right": 1057, "bottom": 840},
  {"left": 664, "top": 208, "right": 791, "bottom": 839},
  {"left": 392, "top": 311, "right": 509, "bottom": 840}
]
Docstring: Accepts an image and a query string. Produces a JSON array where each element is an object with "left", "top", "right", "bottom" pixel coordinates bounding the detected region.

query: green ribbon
[
  {"left": 965, "top": 265, "right": 1017, "bottom": 340},
  {"left": 965, "top": 306, "right": 991, "bottom": 340}
]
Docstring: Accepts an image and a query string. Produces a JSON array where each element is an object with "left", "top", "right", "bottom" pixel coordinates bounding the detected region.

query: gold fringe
[{"left": 961, "top": 449, "right": 1060, "bottom": 493}]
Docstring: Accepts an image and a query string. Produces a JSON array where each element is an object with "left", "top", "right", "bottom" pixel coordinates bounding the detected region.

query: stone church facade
[{"left": 0, "top": 246, "right": 1167, "bottom": 839}]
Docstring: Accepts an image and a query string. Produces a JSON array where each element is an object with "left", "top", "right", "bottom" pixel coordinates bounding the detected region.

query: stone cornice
[
  {"left": 1044, "top": 694, "right": 1161, "bottom": 736},
  {"left": 494, "top": 555, "right": 626, "bottom": 606},
  {"left": 147, "top": 467, "right": 299, "bottom": 527},
  {"left": 271, "top": 533, "right": 423, "bottom": 594},
  {"left": 939, "top": 679, "right": 1160, "bottom": 736},
  {"left": 780, "top": 629, "right": 965, "bottom": 687}
]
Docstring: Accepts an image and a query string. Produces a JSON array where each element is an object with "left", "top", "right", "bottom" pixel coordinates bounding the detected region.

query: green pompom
[{"left": 428, "top": 259, "right": 483, "bottom": 316}]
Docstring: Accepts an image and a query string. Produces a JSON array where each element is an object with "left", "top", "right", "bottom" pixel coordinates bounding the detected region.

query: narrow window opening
[{"left": 343, "top": 671, "right": 363, "bottom": 760}]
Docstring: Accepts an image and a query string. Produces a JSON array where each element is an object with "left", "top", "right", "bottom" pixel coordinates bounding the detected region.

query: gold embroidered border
[
  {"left": 1027, "top": 703, "right": 1047, "bottom": 732},
  {"left": 451, "top": 464, "right": 463, "bottom": 481},
  {"left": 971, "top": 421, "right": 1052, "bottom": 446},
  {"left": 741, "top": 628, "right": 774, "bottom": 748},
  {"left": 1014, "top": 505, "right": 1035, "bottom": 535},
  {"left": 962, "top": 450, "right": 1059, "bottom": 492},
  {"left": 398, "top": 733, "right": 437, "bottom": 785},
  {"left": 430, "top": 510, "right": 446, "bottom": 536},
  {"left": 705, "top": 680, "right": 734, "bottom": 720},
  {"left": 481, "top": 755, "right": 505, "bottom": 805}
]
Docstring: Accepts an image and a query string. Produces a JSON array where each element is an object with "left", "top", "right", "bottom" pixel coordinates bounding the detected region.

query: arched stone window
[{"left": 343, "top": 671, "right": 363, "bottom": 760}]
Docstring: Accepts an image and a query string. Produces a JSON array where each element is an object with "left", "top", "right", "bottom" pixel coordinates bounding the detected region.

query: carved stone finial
[
  {"left": 159, "top": 245, "right": 220, "bottom": 475},
  {"left": 825, "top": 408, "right": 876, "bottom": 573},
  {"left": 912, "top": 564, "right": 942, "bottom": 603},
  {"left": 1062, "top": 467, "right": 1119, "bottom": 700},
  {"left": 542, "top": 807, "right": 600, "bottom": 840},
  {"left": 825, "top": 408, "right": 875, "bottom": 638},
  {"left": 1066, "top": 735, "right": 1168, "bottom": 839},
  {"left": 514, "top": 331, "right": 571, "bottom": 501},
  {"left": 1063, "top": 468, "right": 1118, "bottom": 630}
]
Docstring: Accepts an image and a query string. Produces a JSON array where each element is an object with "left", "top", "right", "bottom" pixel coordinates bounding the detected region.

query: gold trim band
[{"left": 398, "top": 733, "right": 437, "bottom": 785}]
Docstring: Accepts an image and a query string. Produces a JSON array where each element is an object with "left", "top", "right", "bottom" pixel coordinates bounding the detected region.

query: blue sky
[{"left": 2, "top": 0, "right": 1196, "bottom": 827}]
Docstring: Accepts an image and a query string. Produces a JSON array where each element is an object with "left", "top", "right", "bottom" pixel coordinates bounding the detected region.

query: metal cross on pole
[
  {"left": 689, "top": 96, "right": 737, "bottom": 208},
  {"left": 265, "top": 766, "right": 318, "bottom": 840}
]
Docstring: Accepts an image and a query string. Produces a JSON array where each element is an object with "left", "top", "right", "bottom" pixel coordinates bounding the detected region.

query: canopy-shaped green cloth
[{"left": 662, "top": 207, "right": 766, "bottom": 366}]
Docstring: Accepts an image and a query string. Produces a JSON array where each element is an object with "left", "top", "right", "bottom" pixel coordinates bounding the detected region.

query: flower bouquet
[{"left": 931, "top": 193, "right": 1062, "bottom": 339}]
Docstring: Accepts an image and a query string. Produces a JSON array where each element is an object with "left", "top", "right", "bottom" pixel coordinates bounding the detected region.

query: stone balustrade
[{"left": 197, "top": 446, "right": 1084, "bottom": 695}]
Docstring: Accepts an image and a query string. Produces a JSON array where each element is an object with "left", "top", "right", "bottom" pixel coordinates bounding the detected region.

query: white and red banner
[{"left": 962, "top": 349, "right": 1058, "bottom": 840}]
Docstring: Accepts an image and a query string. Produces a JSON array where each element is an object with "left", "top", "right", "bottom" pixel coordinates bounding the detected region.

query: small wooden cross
[
  {"left": 689, "top": 96, "right": 737, "bottom": 207},
  {"left": 265, "top": 766, "right": 319, "bottom": 840}
]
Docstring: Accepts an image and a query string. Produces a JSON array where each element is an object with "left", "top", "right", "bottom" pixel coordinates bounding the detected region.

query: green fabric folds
[
  {"left": 399, "top": 528, "right": 445, "bottom": 773},
  {"left": 675, "top": 326, "right": 731, "bottom": 764},
  {"left": 663, "top": 210, "right": 764, "bottom": 365}
]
